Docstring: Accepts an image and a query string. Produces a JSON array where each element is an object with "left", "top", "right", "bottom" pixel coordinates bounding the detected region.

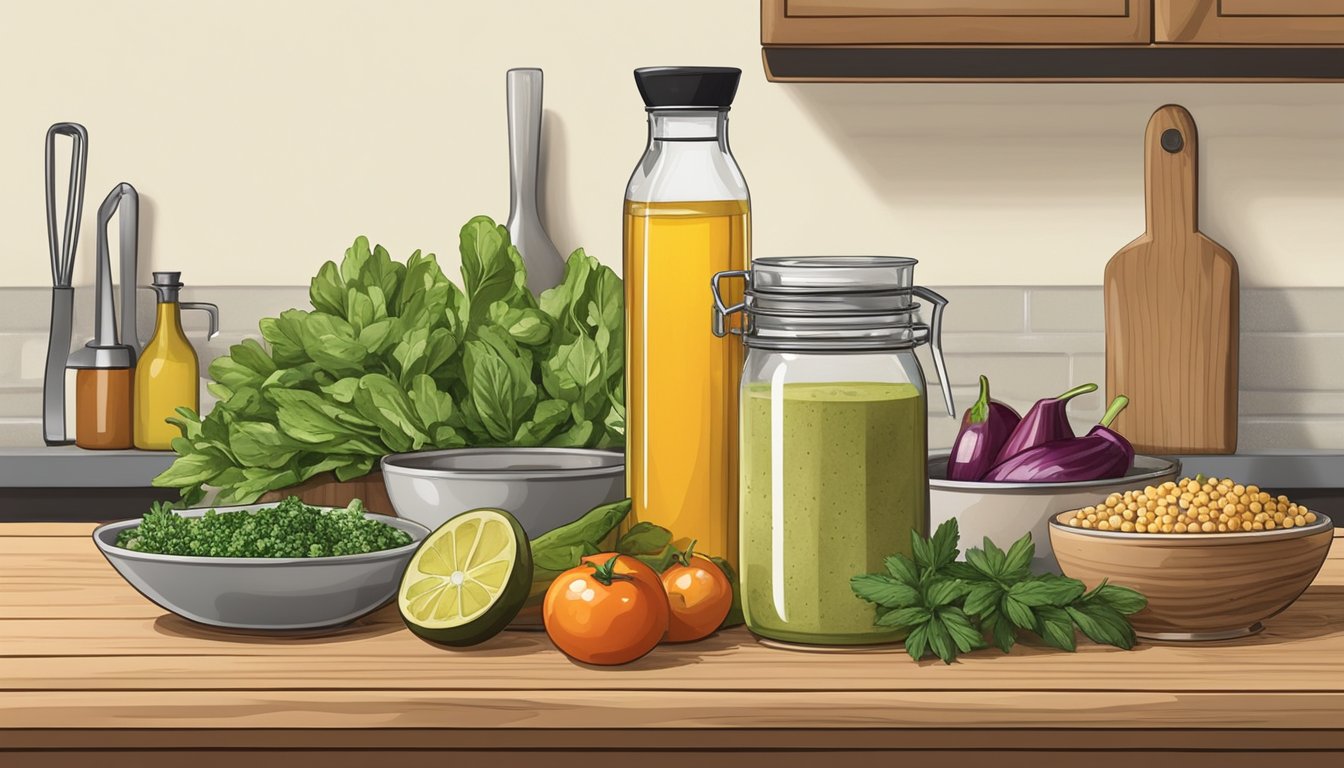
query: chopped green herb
[{"left": 114, "top": 497, "right": 411, "bottom": 558}]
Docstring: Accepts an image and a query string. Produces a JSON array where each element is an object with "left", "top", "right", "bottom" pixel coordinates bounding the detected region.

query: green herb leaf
[
  {"left": 1002, "top": 594, "right": 1038, "bottom": 631},
  {"left": 910, "top": 532, "right": 935, "bottom": 571},
  {"left": 905, "top": 623, "right": 931, "bottom": 662},
  {"left": 1067, "top": 603, "right": 1137, "bottom": 650},
  {"left": 964, "top": 546, "right": 997, "bottom": 580},
  {"left": 941, "top": 561, "right": 983, "bottom": 582},
  {"left": 852, "top": 575, "right": 920, "bottom": 608},
  {"left": 981, "top": 537, "right": 1009, "bottom": 578},
  {"left": 1090, "top": 583, "right": 1148, "bottom": 615},
  {"left": 1008, "top": 574, "right": 1086, "bottom": 608},
  {"left": 884, "top": 554, "right": 920, "bottom": 586},
  {"left": 927, "top": 518, "right": 960, "bottom": 570},
  {"left": 962, "top": 582, "right": 1002, "bottom": 617},
  {"left": 925, "top": 578, "right": 967, "bottom": 608},
  {"left": 1002, "top": 534, "right": 1035, "bottom": 579},
  {"left": 938, "top": 607, "right": 983, "bottom": 654},
  {"left": 1035, "top": 605, "right": 1077, "bottom": 652},
  {"left": 876, "top": 606, "right": 931, "bottom": 628},
  {"left": 926, "top": 616, "right": 957, "bottom": 664},
  {"left": 982, "top": 610, "right": 1017, "bottom": 654}
]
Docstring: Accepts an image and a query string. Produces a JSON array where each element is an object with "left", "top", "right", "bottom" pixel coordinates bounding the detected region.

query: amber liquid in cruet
[{"left": 623, "top": 198, "right": 749, "bottom": 567}]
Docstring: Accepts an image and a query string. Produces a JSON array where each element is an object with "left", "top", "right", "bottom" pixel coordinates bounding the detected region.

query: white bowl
[
  {"left": 928, "top": 452, "right": 1181, "bottom": 572},
  {"left": 380, "top": 447, "right": 625, "bottom": 538},
  {"left": 93, "top": 504, "right": 429, "bottom": 631}
]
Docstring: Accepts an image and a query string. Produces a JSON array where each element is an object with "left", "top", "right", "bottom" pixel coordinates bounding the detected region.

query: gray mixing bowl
[
  {"left": 93, "top": 504, "right": 429, "bottom": 631},
  {"left": 381, "top": 447, "right": 625, "bottom": 538}
]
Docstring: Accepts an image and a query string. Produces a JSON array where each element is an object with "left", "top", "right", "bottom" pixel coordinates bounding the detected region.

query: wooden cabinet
[
  {"left": 762, "top": 0, "right": 1151, "bottom": 45},
  {"left": 1158, "top": 0, "right": 1344, "bottom": 44},
  {"left": 761, "top": 0, "right": 1344, "bottom": 80}
]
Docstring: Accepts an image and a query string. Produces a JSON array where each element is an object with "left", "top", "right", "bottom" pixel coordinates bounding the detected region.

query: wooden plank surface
[
  {"left": 4, "top": 522, "right": 1344, "bottom": 754},
  {"left": 7, "top": 689, "right": 1344, "bottom": 730}
]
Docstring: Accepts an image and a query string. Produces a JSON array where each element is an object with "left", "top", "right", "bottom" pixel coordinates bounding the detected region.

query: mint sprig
[{"left": 851, "top": 518, "right": 1147, "bottom": 664}]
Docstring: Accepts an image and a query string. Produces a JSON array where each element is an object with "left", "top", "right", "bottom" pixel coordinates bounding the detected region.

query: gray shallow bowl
[
  {"left": 929, "top": 452, "right": 1181, "bottom": 572},
  {"left": 381, "top": 447, "right": 624, "bottom": 539},
  {"left": 93, "top": 504, "right": 429, "bottom": 631}
]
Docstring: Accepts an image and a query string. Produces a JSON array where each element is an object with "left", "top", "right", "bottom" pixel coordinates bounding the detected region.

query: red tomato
[
  {"left": 662, "top": 554, "right": 732, "bottom": 643},
  {"left": 544, "top": 553, "right": 670, "bottom": 665}
]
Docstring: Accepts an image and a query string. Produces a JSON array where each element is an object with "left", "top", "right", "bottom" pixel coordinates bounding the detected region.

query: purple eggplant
[
  {"left": 947, "top": 375, "right": 1022, "bottom": 481},
  {"left": 992, "top": 382, "right": 1098, "bottom": 466},
  {"left": 982, "top": 396, "right": 1134, "bottom": 484}
]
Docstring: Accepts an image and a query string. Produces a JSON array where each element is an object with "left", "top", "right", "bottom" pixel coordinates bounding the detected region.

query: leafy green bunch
[
  {"left": 153, "top": 216, "right": 624, "bottom": 505},
  {"left": 851, "top": 519, "right": 1147, "bottom": 664}
]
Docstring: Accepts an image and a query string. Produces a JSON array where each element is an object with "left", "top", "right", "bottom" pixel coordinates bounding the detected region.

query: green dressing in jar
[
  {"left": 712, "top": 256, "right": 954, "bottom": 648},
  {"left": 741, "top": 381, "right": 927, "bottom": 644}
]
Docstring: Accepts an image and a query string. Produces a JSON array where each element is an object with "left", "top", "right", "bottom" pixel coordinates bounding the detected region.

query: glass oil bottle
[
  {"left": 133, "top": 272, "right": 219, "bottom": 450},
  {"left": 623, "top": 66, "right": 750, "bottom": 567}
]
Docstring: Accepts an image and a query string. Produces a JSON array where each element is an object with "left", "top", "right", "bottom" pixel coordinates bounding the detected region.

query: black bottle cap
[{"left": 634, "top": 67, "right": 741, "bottom": 109}]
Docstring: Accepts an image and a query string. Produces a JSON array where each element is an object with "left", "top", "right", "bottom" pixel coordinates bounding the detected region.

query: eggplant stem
[
  {"left": 1099, "top": 395, "right": 1130, "bottom": 428},
  {"left": 969, "top": 375, "right": 990, "bottom": 423},
  {"left": 1055, "top": 382, "right": 1099, "bottom": 402}
]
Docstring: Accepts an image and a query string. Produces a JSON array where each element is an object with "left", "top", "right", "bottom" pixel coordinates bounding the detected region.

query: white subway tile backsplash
[
  {"left": 1242, "top": 289, "right": 1344, "bottom": 334},
  {"left": 1241, "top": 334, "right": 1344, "bottom": 392},
  {"left": 937, "top": 288, "right": 1027, "bottom": 333},
  {"left": 4, "top": 285, "right": 1344, "bottom": 451},
  {"left": 1028, "top": 288, "right": 1105, "bottom": 333}
]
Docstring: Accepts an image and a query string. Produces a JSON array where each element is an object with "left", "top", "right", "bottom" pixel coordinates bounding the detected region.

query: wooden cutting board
[{"left": 1104, "top": 104, "right": 1239, "bottom": 455}]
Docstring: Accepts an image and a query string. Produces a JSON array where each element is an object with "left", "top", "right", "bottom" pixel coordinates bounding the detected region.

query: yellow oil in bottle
[
  {"left": 133, "top": 301, "right": 200, "bottom": 450},
  {"left": 622, "top": 198, "right": 749, "bottom": 567}
]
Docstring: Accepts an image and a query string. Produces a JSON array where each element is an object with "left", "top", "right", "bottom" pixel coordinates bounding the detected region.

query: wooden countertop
[{"left": 4, "top": 523, "right": 1344, "bottom": 766}]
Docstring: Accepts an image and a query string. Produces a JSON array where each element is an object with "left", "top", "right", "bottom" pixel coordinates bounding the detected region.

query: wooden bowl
[{"left": 1049, "top": 511, "right": 1333, "bottom": 641}]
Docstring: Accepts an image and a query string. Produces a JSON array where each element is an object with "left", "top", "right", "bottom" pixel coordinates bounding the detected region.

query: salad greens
[
  {"left": 154, "top": 216, "right": 624, "bottom": 505},
  {"left": 851, "top": 519, "right": 1147, "bottom": 664}
]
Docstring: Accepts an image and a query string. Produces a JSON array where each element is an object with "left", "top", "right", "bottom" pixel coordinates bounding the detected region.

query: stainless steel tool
[
  {"left": 505, "top": 68, "right": 565, "bottom": 296},
  {"left": 42, "top": 123, "right": 88, "bottom": 446},
  {"left": 69, "top": 183, "right": 139, "bottom": 371}
]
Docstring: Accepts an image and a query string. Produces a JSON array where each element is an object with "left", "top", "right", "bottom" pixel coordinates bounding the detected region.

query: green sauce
[{"left": 740, "top": 381, "right": 926, "bottom": 645}]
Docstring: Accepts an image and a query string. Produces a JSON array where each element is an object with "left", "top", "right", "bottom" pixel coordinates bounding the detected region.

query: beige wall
[{"left": 2, "top": 0, "right": 1343, "bottom": 290}]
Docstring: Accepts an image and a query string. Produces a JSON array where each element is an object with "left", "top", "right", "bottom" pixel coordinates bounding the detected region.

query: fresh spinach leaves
[{"left": 154, "top": 216, "right": 624, "bottom": 504}]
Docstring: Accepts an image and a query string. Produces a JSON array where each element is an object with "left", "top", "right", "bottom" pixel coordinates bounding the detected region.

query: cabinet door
[
  {"left": 762, "top": 0, "right": 1150, "bottom": 45},
  {"left": 1158, "top": 0, "right": 1344, "bottom": 43}
]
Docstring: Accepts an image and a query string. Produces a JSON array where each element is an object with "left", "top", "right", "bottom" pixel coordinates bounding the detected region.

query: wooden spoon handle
[{"left": 1144, "top": 104, "right": 1199, "bottom": 236}]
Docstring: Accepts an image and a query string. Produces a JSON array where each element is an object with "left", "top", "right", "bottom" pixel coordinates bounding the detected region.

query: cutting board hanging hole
[{"left": 1161, "top": 129, "right": 1184, "bottom": 153}]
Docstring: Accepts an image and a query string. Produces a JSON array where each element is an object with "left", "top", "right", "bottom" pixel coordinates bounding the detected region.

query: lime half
[{"left": 398, "top": 508, "right": 533, "bottom": 647}]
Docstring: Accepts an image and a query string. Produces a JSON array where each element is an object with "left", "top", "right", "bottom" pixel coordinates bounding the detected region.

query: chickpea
[{"left": 1065, "top": 477, "right": 1321, "bottom": 536}]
